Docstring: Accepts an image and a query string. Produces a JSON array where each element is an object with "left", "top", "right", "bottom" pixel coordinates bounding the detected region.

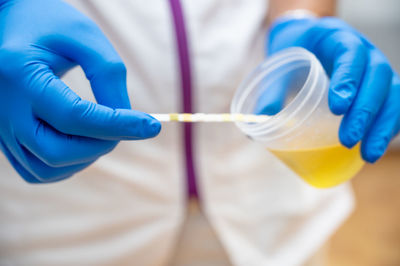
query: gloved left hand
[
  {"left": 0, "top": 0, "right": 161, "bottom": 183},
  {"left": 264, "top": 15, "right": 400, "bottom": 163}
]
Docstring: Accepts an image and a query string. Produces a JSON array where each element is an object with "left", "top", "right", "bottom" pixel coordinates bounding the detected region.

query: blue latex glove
[
  {"left": 0, "top": 0, "right": 161, "bottom": 183},
  {"left": 265, "top": 16, "right": 400, "bottom": 163}
]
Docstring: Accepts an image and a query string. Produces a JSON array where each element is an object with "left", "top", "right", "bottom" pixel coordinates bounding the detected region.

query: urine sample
[
  {"left": 231, "top": 47, "right": 364, "bottom": 188},
  {"left": 269, "top": 144, "right": 364, "bottom": 188}
]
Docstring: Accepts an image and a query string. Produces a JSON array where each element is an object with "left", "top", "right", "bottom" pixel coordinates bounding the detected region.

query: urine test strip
[{"left": 150, "top": 113, "right": 270, "bottom": 123}]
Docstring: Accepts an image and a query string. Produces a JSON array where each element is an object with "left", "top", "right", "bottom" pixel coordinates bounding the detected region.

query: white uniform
[{"left": 0, "top": 1, "right": 354, "bottom": 266}]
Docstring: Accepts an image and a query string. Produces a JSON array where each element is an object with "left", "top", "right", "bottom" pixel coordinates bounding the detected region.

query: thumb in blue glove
[{"left": 0, "top": 0, "right": 161, "bottom": 183}]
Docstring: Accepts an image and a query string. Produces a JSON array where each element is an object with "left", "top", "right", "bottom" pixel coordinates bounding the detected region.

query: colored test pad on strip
[{"left": 150, "top": 113, "right": 270, "bottom": 123}]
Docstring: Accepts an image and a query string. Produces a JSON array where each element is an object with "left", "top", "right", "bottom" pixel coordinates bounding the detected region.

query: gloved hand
[
  {"left": 0, "top": 0, "right": 161, "bottom": 183},
  {"left": 265, "top": 15, "right": 400, "bottom": 163}
]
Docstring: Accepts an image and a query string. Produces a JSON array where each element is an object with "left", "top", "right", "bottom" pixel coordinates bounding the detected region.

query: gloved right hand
[
  {"left": 0, "top": 0, "right": 161, "bottom": 183},
  {"left": 258, "top": 15, "right": 400, "bottom": 163}
]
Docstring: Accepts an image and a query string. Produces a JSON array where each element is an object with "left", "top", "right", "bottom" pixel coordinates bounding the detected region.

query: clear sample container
[{"left": 231, "top": 47, "right": 364, "bottom": 188}]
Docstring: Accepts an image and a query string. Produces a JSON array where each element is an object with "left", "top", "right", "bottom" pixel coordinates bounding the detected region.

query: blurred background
[{"left": 326, "top": 1, "right": 400, "bottom": 265}]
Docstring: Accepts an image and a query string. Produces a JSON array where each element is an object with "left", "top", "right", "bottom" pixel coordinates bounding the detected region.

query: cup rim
[{"left": 230, "top": 47, "right": 325, "bottom": 142}]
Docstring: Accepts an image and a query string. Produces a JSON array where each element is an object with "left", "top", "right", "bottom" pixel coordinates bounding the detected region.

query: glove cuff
[{"left": 270, "top": 9, "right": 318, "bottom": 30}]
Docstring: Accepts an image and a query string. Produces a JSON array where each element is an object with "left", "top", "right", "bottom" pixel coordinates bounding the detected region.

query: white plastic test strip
[{"left": 150, "top": 113, "right": 270, "bottom": 123}]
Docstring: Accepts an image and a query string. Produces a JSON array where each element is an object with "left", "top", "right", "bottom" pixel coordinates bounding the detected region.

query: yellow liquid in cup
[{"left": 270, "top": 144, "right": 364, "bottom": 188}]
